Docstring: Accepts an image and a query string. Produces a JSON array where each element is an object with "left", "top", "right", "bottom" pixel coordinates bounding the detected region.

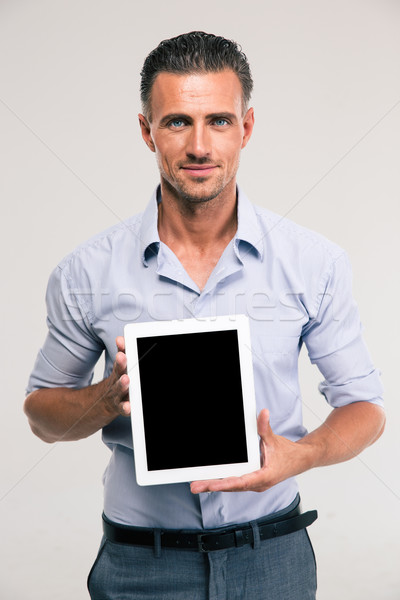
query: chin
[
  {"left": 162, "top": 170, "right": 234, "bottom": 205},
  {"left": 181, "top": 192, "right": 218, "bottom": 204},
  {"left": 175, "top": 179, "right": 227, "bottom": 204}
]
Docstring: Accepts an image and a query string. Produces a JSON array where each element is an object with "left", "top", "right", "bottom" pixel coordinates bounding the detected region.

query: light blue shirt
[{"left": 27, "top": 186, "right": 383, "bottom": 529}]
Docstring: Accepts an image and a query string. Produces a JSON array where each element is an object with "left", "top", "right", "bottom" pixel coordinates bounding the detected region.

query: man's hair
[{"left": 140, "top": 31, "right": 253, "bottom": 120}]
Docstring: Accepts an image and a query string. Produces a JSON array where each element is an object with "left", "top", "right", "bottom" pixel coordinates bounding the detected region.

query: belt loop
[
  {"left": 250, "top": 520, "right": 261, "bottom": 550},
  {"left": 153, "top": 529, "right": 162, "bottom": 558}
]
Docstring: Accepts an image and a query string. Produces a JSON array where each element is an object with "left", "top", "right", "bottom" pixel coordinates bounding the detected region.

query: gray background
[{"left": 1, "top": 0, "right": 399, "bottom": 598}]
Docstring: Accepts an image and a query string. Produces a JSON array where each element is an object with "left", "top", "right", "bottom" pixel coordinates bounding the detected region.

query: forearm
[
  {"left": 24, "top": 344, "right": 130, "bottom": 443},
  {"left": 296, "top": 401, "right": 386, "bottom": 471},
  {"left": 24, "top": 379, "right": 117, "bottom": 443}
]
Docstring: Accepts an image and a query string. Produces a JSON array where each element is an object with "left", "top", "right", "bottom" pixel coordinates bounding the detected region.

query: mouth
[{"left": 180, "top": 165, "right": 218, "bottom": 177}]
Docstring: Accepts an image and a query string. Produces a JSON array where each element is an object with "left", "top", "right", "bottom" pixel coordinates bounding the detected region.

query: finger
[
  {"left": 116, "top": 336, "right": 126, "bottom": 353},
  {"left": 190, "top": 478, "right": 232, "bottom": 494},
  {"left": 115, "top": 374, "right": 130, "bottom": 415},
  {"left": 191, "top": 471, "right": 263, "bottom": 494},
  {"left": 118, "top": 373, "right": 130, "bottom": 392},
  {"left": 257, "top": 408, "right": 273, "bottom": 441},
  {"left": 115, "top": 351, "right": 128, "bottom": 375},
  {"left": 119, "top": 400, "right": 131, "bottom": 417},
  {"left": 108, "top": 372, "right": 129, "bottom": 403}
]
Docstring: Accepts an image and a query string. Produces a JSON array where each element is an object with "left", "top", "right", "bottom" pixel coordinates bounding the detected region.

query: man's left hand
[
  {"left": 190, "top": 409, "right": 307, "bottom": 494},
  {"left": 190, "top": 401, "right": 386, "bottom": 494}
]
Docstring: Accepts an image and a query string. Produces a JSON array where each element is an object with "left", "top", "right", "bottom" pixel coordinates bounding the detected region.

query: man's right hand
[
  {"left": 24, "top": 336, "right": 131, "bottom": 443},
  {"left": 103, "top": 336, "right": 131, "bottom": 417}
]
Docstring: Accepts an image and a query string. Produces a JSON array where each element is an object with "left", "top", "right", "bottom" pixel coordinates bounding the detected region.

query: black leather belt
[{"left": 102, "top": 505, "right": 317, "bottom": 553}]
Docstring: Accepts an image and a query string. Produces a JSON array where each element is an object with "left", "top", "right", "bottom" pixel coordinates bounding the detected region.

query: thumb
[{"left": 257, "top": 409, "right": 273, "bottom": 442}]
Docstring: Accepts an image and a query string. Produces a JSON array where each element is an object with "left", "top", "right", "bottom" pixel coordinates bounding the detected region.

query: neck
[{"left": 157, "top": 179, "right": 238, "bottom": 252}]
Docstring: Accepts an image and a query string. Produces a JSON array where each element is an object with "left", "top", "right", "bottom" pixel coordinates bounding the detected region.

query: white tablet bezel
[{"left": 124, "top": 314, "right": 260, "bottom": 486}]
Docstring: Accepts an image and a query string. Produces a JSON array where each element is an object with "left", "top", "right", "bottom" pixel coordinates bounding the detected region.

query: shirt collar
[
  {"left": 140, "top": 184, "right": 264, "bottom": 266},
  {"left": 140, "top": 187, "right": 161, "bottom": 266},
  {"left": 234, "top": 185, "right": 264, "bottom": 260}
]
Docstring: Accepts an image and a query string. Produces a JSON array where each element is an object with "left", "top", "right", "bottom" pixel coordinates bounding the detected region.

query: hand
[
  {"left": 190, "top": 409, "right": 305, "bottom": 494},
  {"left": 102, "top": 336, "right": 131, "bottom": 418}
]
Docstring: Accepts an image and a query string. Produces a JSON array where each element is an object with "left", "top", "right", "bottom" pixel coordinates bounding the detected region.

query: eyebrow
[{"left": 159, "top": 112, "right": 238, "bottom": 126}]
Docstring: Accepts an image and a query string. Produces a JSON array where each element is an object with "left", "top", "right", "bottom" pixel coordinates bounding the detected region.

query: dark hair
[{"left": 140, "top": 31, "right": 253, "bottom": 120}]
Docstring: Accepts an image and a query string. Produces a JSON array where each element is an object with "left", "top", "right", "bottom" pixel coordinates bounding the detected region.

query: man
[{"left": 24, "top": 31, "right": 385, "bottom": 599}]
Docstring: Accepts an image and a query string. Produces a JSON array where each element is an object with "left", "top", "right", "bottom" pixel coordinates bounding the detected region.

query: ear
[
  {"left": 241, "top": 107, "right": 255, "bottom": 150},
  {"left": 138, "top": 113, "right": 155, "bottom": 152}
]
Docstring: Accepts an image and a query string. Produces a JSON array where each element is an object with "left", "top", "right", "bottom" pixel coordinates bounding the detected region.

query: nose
[{"left": 185, "top": 123, "right": 211, "bottom": 160}]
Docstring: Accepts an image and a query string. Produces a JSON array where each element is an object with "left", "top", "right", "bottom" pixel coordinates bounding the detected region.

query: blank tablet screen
[{"left": 136, "top": 329, "right": 248, "bottom": 471}]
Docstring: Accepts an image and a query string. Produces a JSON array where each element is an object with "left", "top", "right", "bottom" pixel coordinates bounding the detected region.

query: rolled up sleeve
[
  {"left": 26, "top": 264, "right": 104, "bottom": 394},
  {"left": 303, "top": 252, "right": 383, "bottom": 408}
]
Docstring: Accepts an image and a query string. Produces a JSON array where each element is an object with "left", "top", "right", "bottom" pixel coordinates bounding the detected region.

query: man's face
[{"left": 139, "top": 70, "right": 254, "bottom": 204}]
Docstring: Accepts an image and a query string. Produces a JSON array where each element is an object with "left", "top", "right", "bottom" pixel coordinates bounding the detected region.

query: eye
[
  {"left": 169, "top": 119, "right": 186, "bottom": 128},
  {"left": 213, "top": 118, "right": 229, "bottom": 127}
]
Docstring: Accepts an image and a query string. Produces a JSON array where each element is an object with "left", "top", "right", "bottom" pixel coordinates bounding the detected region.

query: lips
[{"left": 180, "top": 165, "right": 217, "bottom": 177}]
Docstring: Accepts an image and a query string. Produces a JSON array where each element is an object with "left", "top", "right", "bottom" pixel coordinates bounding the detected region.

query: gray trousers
[{"left": 88, "top": 528, "right": 317, "bottom": 599}]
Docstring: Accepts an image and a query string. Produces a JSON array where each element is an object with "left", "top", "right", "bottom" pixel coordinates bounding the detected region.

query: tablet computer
[{"left": 124, "top": 314, "right": 260, "bottom": 486}]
